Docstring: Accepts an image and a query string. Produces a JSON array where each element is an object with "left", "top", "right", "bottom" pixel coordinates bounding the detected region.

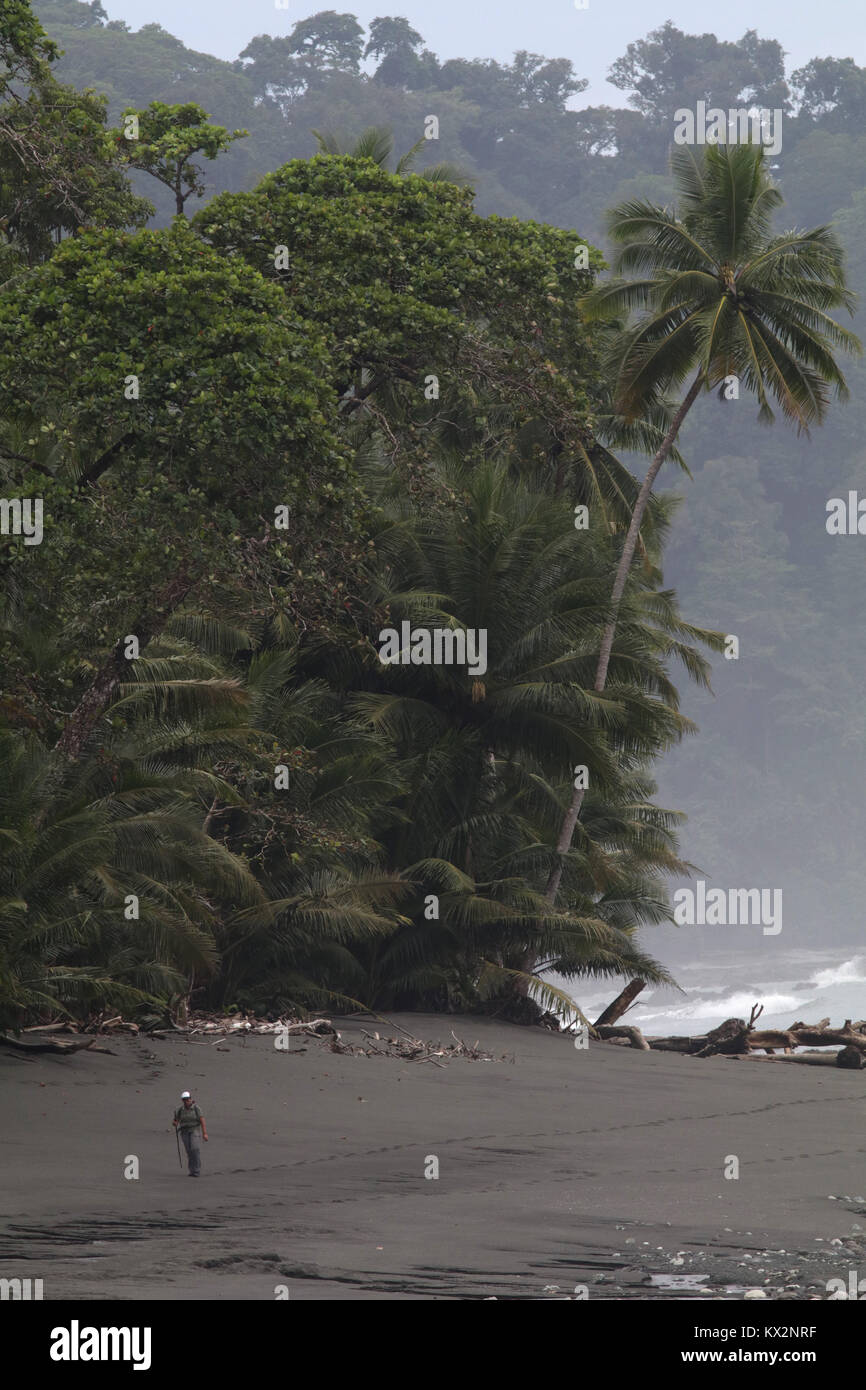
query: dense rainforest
[{"left": 0, "top": 0, "right": 862, "bottom": 1031}]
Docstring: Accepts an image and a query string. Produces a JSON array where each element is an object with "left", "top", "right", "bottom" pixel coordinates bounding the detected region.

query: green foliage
[
  {"left": 311, "top": 124, "right": 469, "bottom": 185},
  {"left": 0, "top": 79, "right": 152, "bottom": 266},
  {"left": 582, "top": 142, "right": 860, "bottom": 428},
  {"left": 364, "top": 17, "right": 424, "bottom": 65},
  {"left": 1, "top": 0, "right": 58, "bottom": 92},
  {"left": 608, "top": 21, "right": 790, "bottom": 125},
  {"left": 33, "top": 0, "right": 107, "bottom": 30},
  {"left": 364, "top": 16, "right": 432, "bottom": 90},
  {"left": 287, "top": 10, "right": 364, "bottom": 77},
  {"left": 0, "top": 710, "right": 265, "bottom": 1032},
  {"left": 0, "top": 218, "right": 344, "bottom": 514},
  {"left": 0, "top": 218, "right": 355, "bottom": 765},
  {"left": 0, "top": 3, "right": 149, "bottom": 270},
  {"left": 791, "top": 56, "right": 866, "bottom": 132},
  {"left": 194, "top": 155, "right": 605, "bottom": 518},
  {"left": 112, "top": 100, "right": 247, "bottom": 215}
]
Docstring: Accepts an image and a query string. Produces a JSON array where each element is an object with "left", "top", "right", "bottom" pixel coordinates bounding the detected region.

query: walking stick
[{"left": 175, "top": 1123, "right": 183, "bottom": 1168}]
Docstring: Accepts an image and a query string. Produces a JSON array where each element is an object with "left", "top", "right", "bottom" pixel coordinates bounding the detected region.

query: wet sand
[{"left": 2, "top": 1014, "right": 865, "bottom": 1300}]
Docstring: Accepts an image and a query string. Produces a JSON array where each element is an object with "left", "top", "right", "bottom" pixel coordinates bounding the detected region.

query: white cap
[{"left": 181, "top": 1091, "right": 191, "bottom": 1098}]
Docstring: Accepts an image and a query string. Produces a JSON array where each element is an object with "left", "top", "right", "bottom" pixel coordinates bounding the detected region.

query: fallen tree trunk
[
  {"left": 643, "top": 1034, "right": 707, "bottom": 1053},
  {"left": 730, "top": 1050, "right": 843, "bottom": 1068},
  {"left": 745, "top": 1029, "right": 799, "bottom": 1051},
  {"left": 0, "top": 1034, "right": 95, "bottom": 1055},
  {"left": 787, "top": 1026, "right": 866, "bottom": 1050},
  {"left": 594, "top": 979, "right": 645, "bottom": 1027}
]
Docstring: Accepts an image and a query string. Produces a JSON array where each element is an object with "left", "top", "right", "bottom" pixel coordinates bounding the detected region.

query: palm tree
[
  {"left": 545, "top": 139, "right": 861, "bottom": 905},
  {"left": 311, "top": 124, "right": 469, "bottom": 184},
  {"left": 0, "top": 719, "right": 263, "bottom": 1032},
  {"left": 188, "top": 633, "right": 410, "bottom": 1014},
  {"left": 312, "top": 451, "right": 722, "bottom": 1013},
  {"left": 0, "top": 625, "right": 409, "bottom": 1027}
]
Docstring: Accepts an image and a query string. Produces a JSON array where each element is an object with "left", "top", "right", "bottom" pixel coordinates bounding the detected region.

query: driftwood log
[
  {"left": 0, "top": 1034, "right": 95, "bottom": 1055},
  {"left": 784, "top": 1026, "right": 866, "bottom": 1050},
  {"left": 691, "top": 1012, "right": 759, "bottom": 1057},
  {"left": 594, "top": 1024, "right": 650, "bottom": 1051},
  {"left": 589, "top": 989, "right": 866, "bottom": 1066},
  {"left": 727, "top": 1050, "right": 839, "bottom": 1067},
  {"left": 644, "top": 1035, "right": 696, "bottom": 1053},
  {"left": 646, "top": 1006, "right": 765, "bottom": 1058}
]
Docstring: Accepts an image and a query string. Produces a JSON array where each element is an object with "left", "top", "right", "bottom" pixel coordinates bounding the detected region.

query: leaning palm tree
[
  {"left": 311, "top": 124, "right": 469, "bottom": 185},
  {"left": 545, "top": 139, "right": 861, "bottom": 904}
]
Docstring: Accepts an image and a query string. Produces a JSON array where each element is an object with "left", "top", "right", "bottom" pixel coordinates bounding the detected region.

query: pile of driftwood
[
  {"left": 0, "top": 1011, "right": 510, "bottom": 1067},
  {"left": 179, "top": 1014, "right": 508, "bottom": 1065},
  {"left": 0, "top": 1013, "right": 143, "bottom": 1053},
  {"left": 184, "top": 1014, "right": 336, "bottom": 1039},
  {"left": 326, "top": 1025, "right": 511, "bottom": 1067},
  {"left": 0, "top": 1012, "right": 338, "bottom": 1056},
  {"left": 590, "top": 982, "right": 866, "bottom": 1068}
]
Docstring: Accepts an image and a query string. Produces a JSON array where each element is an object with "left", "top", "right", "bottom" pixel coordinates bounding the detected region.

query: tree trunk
[
  {"left": 543, "top": 370, "right": 705, "bottom": 909},
  {"left": 594, "top": 978, "right": 645, "bottom": 1026},
  {"left": 54, "top": 569, "right": 193, "bottom": 762}
]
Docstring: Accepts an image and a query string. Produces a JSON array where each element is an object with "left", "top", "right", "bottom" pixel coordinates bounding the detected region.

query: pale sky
[{"left": 97, "top": 0, "right": 866, "bottom": 107}]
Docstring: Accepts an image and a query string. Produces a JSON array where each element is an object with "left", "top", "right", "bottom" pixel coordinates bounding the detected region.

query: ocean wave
[
  {"left": 631, "top": 990, "right": 812, "bottom": 1025},
  {"left": 811, "top": 957, "right": 866, "bottom": 989}
]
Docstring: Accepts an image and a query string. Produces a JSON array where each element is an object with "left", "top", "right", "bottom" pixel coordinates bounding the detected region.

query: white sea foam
[
  {"left": 811, "top": 957, "right": 866, "bottom": 989},
  {"left": 631, "top": 990, "right": 810, "bottom": 1027}
]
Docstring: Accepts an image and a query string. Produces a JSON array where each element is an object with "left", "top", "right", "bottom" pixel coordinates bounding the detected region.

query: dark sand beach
[{"left": 2, "top": 1014, "right": 865, "bottom": 1301}]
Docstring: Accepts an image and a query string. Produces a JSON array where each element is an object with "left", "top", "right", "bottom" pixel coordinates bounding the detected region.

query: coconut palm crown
[{"left": 581, "top": 141, "right": 860, "bottom": 429}]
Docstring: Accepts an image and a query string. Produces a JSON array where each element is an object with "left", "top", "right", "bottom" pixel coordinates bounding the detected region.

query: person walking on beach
[{"left": 173, "top": 1090, "right": 208, "bottom": 1176}]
